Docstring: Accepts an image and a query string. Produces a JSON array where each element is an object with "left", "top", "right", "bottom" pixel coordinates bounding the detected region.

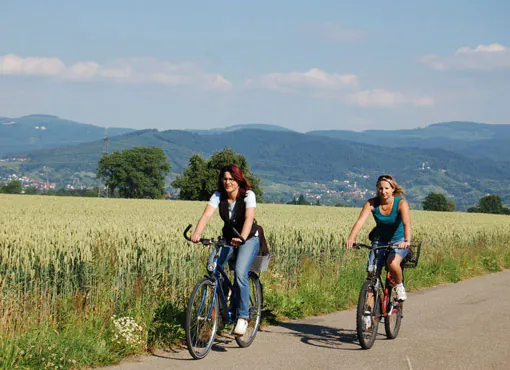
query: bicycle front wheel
[
  {"left": 186, "top": 278, "right": 218, "bottom": 359},
  {"left": 384, "top": 284, "right": 403, "bottom": 339},
  {"left": 356, "top": 280, "right": 381, "bottom": 349},
  {"left": 235, "top": 272, "right": 263, "bottom": 348}
]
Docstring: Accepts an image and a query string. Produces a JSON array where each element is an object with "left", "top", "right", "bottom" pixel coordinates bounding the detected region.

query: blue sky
[{"left": 1, "top": 0, "right": 509, "bottom": 131}]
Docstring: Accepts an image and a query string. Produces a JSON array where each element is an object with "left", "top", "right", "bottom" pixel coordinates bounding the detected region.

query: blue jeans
[
  {"left": 367, "top": 238, "right": 410, "bottom": 273},
  {"left": 212, "top": 236, "right": 260, "bottom": 318}
]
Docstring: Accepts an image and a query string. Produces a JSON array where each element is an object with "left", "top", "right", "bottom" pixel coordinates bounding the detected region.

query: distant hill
[
  {"left": 2, "top": 117, "right": 509, "bottom": 209},
  {"left": 307, "top": 121, "right": 510, "bottom": 161},
  {"left": 0, "top": 115, "right": 134, "bottom": 154},
  {"left": 185, "top": 123, "right": 294, "bottom": 135},
  {"left": 16, "top": 127, "right": 510, "bottom": 210}
]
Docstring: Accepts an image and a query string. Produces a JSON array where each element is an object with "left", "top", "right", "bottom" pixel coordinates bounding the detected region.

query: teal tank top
[{"left": 372, "top": 196, "right": 404, "bottom": 243}]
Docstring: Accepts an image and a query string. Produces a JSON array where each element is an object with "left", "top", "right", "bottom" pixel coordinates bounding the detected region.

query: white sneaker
[
  {"left": 234, "top": 318, "right": 248, "bottom": 335},
  {"left": 396, "top": 286, "right": 407, "bottom": 301}
]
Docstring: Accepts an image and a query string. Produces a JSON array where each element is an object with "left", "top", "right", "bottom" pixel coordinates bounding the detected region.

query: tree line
[
  {"left": 422, "top": 192, "right": 509, "bottom": 215},
  {"left": 2, "top": 145, "right": 509, "bottom": 215}
]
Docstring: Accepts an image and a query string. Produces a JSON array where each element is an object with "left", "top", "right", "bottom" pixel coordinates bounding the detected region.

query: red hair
[{"left": 217, "top": 164, "right": 252, "bottom": 199}]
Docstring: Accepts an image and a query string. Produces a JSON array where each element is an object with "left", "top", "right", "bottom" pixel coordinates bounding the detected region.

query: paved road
[{"left": 101, "top": 270, "right": 510, "bottom": 370}]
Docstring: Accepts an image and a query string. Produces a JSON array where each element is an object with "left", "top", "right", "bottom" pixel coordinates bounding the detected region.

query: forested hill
[
  {"left": 0, "top": 115, "right": 134, "bottom": 154},
  {"left": 307, "top": 121, "right": 510, "bottom": 162},
  {"left": 15, "top": 127, "right": 510, "bottom": 209}
]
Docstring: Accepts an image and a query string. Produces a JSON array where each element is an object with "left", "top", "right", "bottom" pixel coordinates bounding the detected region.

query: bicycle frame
[
  {"left": 207, "top": 246, "right": 237, "bottom": 324},
  {"left": 361, "top": 244, "right": 404, "bottom": 318}
]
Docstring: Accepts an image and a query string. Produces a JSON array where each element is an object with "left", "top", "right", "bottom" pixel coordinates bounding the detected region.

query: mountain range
[{"left": 1, "top": 115, "right": 509, "bottom": 210}]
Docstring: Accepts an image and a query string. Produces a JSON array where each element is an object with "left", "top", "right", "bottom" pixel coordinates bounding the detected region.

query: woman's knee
[
  {"left": 388, "top": 258, "right": 402, "bottom": 271},
  {"left": 235, "top": 270, "right": 249, "bottom": 287}
]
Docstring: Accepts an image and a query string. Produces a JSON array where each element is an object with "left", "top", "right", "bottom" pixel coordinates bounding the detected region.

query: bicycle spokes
[{"left": 186, "top": 279, "right": 218, "bottom": 359}]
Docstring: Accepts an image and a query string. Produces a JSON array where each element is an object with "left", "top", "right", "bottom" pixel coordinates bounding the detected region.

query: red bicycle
[{"left": 353, "top": 242, "right": 421, "bottom": 349}]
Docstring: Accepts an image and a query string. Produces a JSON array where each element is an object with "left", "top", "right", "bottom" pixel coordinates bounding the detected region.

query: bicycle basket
[
  {"left": 250, "top": 253, "right": 273, "bottom": 273},
  {"left": 401, "top": 241, "right": 422, "bottom": 268}
]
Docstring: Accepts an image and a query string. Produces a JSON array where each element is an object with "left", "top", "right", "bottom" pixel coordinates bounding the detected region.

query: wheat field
[{"left": 1, "top": 194, "right": 509, "bottom": 368}]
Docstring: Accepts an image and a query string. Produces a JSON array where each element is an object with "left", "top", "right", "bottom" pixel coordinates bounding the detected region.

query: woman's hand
[
  {"left": 230, "top": 237, "right": 243, "bottom": 247},
  {"left": 398, "top": 240, "right": 410, "bottom": 249},
  {"left": 346, "top": 239, "right": 355, "bottom": 249},
  {"left": 191, "top": 232, "right": 202, "bottom": 244}
]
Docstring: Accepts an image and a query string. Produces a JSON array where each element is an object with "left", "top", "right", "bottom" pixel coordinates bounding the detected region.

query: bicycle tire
[
  {"left": 356, "top": 280, "right": 381, "bottom": 349},
  {"left": 235, "top": 272, "right": 263, "bottom": 348},
  {"left": 185, "top": 278, "right": 218, "bottom": 359},
  {"left": 384, "top": 283, "right": 403, "bottom": 339}
]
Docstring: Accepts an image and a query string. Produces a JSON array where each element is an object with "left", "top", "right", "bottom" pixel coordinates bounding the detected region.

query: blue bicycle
[{"left": 183, "top": 224, "right": 263, "bottom": 359}]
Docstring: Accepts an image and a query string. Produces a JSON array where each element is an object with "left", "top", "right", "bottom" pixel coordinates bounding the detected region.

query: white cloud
[
  {"left": 0, "top": 54, "right": 65, "bottom": 76},
  {"left": 245, "top": 68, "right": 432, "bottom": 108},
  {"left": 306, "top": 22, "right": 365, "bottom": 43},
  {"left": 421, "top": 43, "right": 510, "bottom": 71},
  {"left": 245, "top": 68, "right": 358, "bottom": 93},
  {"left": 0, "top": 54, "right": 232, "bottom": 91},
  {"left": 345, "top": 89, "right": 434, "bottom": 108}
]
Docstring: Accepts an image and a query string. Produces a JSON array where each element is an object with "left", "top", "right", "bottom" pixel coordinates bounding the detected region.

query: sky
[{"left": 1, "top": 0, "right": 509, "bottom": 132}]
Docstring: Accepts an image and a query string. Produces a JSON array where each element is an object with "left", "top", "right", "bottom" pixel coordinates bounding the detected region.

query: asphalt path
[{"left": 100, "top": 270, "right": 510, "bottom": 370}]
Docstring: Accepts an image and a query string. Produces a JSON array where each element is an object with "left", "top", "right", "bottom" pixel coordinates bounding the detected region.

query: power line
[{"left": 98, "top": 128, "right": 109, "bottom": 198}]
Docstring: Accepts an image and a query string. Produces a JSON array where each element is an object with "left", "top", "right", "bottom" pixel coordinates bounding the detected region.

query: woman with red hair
[{"left": 191, "top": 164, "right": 260, "bottom": 336}]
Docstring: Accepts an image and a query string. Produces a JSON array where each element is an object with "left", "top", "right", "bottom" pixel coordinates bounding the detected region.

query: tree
[
  {"left": 24, "top": 186, "right": 38, "bottom": 195},
  {"left": 422, "top": 193, "right": 455, "bottom": 212},
  {"left": 172, "top": 147, "right": 263, "bottom": 201},
  {"left": 468, "top": 194, "right": 510, "bottom": 215},
  {"left": 297, "top": 194, "right": 310, "bottom": 205},
  {"left": 478, "top": 194, "right": 504, "bottom": 214},
  {"left": 1, "top": 180, "right": 22, "bottom": 194},
  {"left": 97, "top": 147, "right": 171, "bottom": 199}
]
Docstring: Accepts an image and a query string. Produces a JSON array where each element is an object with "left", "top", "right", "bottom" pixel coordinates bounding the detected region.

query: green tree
[
  {"left": 1, "top": 180, "right": 22, "bottom": 194},
  {"left": 422, "top": 192, "right": 455, "bottom": 212},
  {"left": 478, "top": 194, "right": 504, "bottom": 214},
  {"left": 468, "top": 194, "right": 510, "bottom": 214},
  {"left": 97, "top": 147, "right": 171, "bottom": 199},
  {"left": 172, "top": 147, "right": 263, "bottom": 201},
  {"left": 24, "top": 186, "right": 38, "bottom": 195}
]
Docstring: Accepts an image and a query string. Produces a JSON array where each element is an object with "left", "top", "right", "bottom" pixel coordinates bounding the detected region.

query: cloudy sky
[{"left": 1, "top": 0, "right": 509, "bottom": 131}]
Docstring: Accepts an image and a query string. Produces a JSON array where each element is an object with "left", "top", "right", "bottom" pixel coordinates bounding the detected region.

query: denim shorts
[{"left": 367, "top": 239, "right": 410, "bottom": 273}]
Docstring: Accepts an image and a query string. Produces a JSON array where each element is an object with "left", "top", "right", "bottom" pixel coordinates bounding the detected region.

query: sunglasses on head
[{"left": 377, "top": 175, "right": 394, "bottom": 182}]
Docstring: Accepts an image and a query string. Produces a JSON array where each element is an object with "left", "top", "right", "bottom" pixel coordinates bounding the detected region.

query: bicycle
[
  {"left": 353, "top": 241, "right": 422, "bottom": 349},
  {"left": 183, "top": 224, "right": 266, "bottom": 359}
]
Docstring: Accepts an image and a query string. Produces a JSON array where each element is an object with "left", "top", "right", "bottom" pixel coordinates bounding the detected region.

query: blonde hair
[{"left": 376, "top": 174, "right": 405, "bottom": 197}]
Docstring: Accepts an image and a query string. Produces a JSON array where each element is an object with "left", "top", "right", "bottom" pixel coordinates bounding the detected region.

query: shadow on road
[
  {"left": 277, "top": 321, "right": 361, "bottom": 350},
  {"left": 150, "top": 334, "right": 239, "bottom": 361}
]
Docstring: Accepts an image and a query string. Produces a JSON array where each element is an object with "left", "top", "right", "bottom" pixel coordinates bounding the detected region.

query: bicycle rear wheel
[
  {"left": 235, "top": 272, "right": 263, "bottom": 348},
  {"left": 356, "top": 280, "right": 381, "bottom": 349},
  {"left": 384, "top": 283, "right": 403, "bottom": 339},
  {"left": 186, "top": 278, "right": 218, "bottom": 359}
]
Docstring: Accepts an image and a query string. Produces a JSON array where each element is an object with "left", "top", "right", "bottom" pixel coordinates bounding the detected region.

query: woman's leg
[
  {"left": 233, "top": 236, "right": 260, "bottom": 318},
  {"left": 387, "top": 248, "right": 410, "bottom": 301},
  {"left": 386, "top": 253, "right": 404, "bottom": 284},
  {"left": 386, "top": 244, "right": 410, "bottom": 284}
]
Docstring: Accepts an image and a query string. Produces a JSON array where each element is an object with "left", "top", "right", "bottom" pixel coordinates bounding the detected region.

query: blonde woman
[{"left": 346, "top": 174, "right": 411, "bottom": 300}]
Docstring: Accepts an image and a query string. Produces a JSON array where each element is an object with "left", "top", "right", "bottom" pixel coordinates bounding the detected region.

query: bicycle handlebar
[
  {"left": 353, "top": 243, "right": 402, "bottom": 250},
  {"left": 183, "top": 224, "right": 246, "bottom": 246}
]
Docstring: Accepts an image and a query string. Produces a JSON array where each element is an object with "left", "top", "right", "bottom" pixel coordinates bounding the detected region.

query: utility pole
[{"left": 98, "top": 128, "right": 109, "bottom": 198}]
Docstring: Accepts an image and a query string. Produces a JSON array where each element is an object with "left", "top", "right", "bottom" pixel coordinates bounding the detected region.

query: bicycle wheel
[
  {"left": 235, "top": 272, "right": 263, "bottom": 348},
  {"left": 186, "top": 278, "right": 218, "bottom": 359},
  {"left": 356, "top": 280, "right": 381, "bottom": 349},
  {"left": 384, "top": 283, "right": 403, "bottom": 339}
]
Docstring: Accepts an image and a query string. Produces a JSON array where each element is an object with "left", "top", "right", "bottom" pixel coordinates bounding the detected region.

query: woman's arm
[
  {"left": 399, "top": 199, "right": 412, "bottom": 249},
  {"left": 346, "top": 200, "right": 373, "bottom": 248},
  {"left": 191, "top": 204, "right": 216, "bottom": 243}
]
